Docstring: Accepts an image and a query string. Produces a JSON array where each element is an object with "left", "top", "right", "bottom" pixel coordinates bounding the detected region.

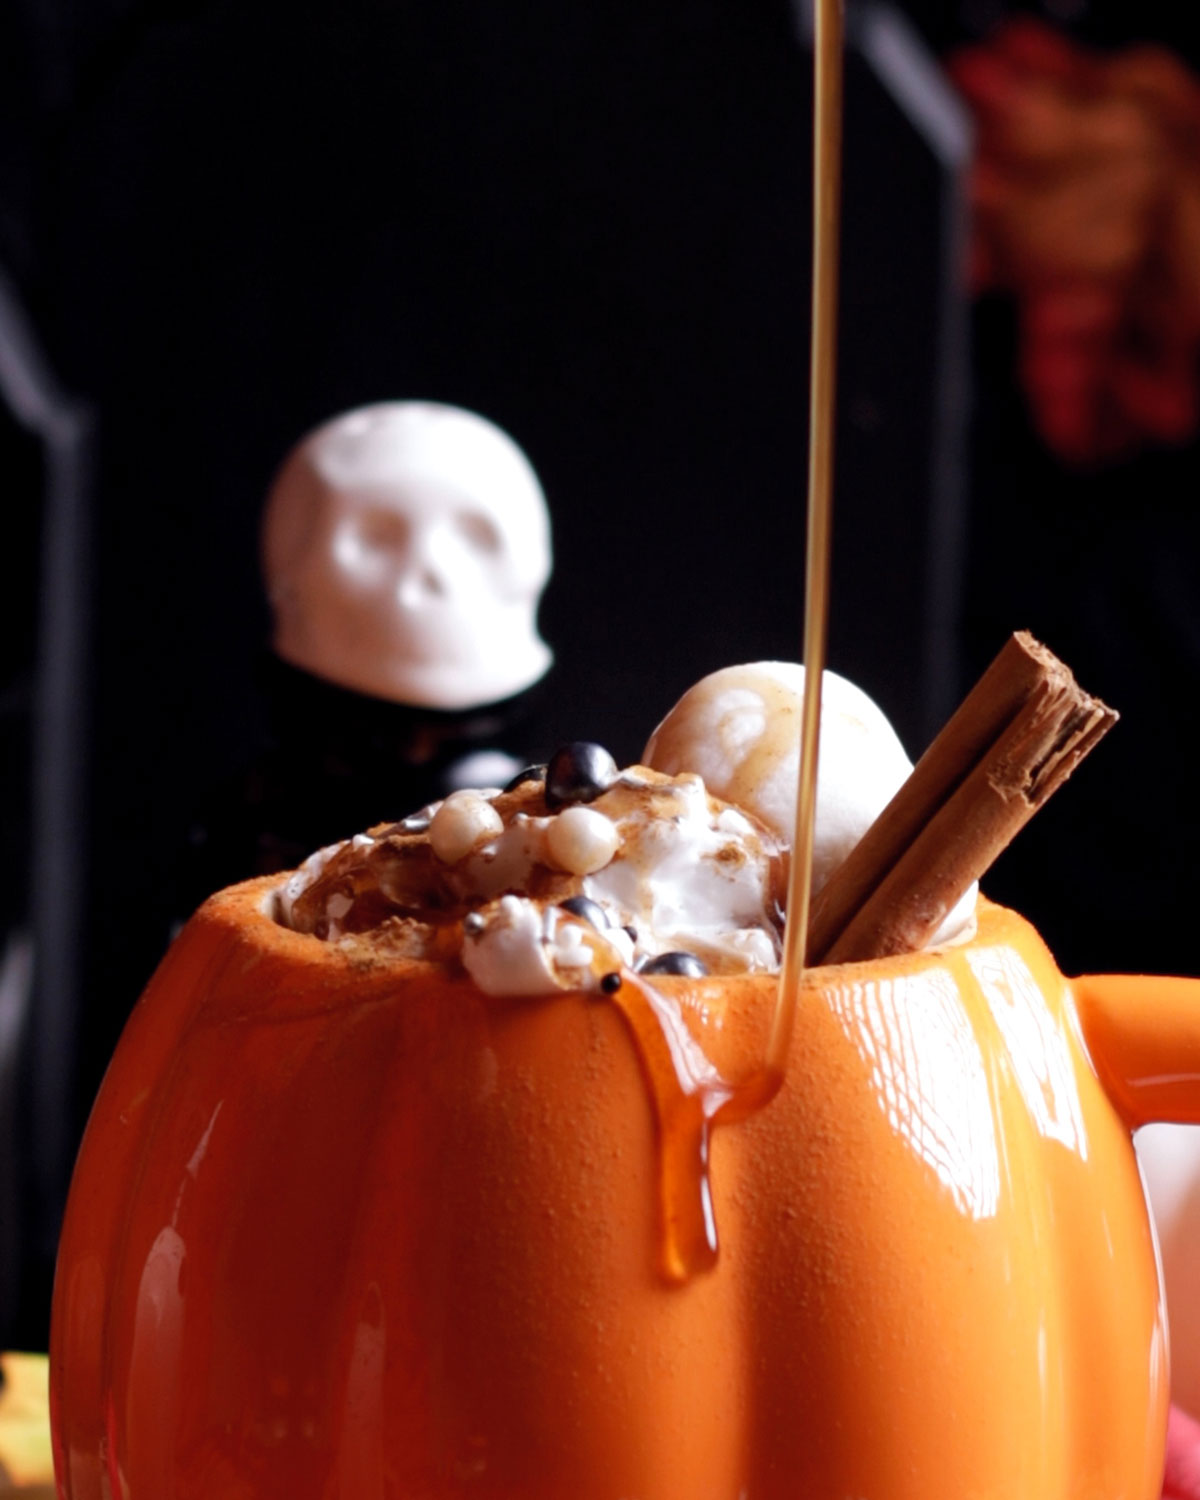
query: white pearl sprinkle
[
  {"left": 428, "top": 792, "right": 504, "bottom": 864},
  {"left": 545, "top": 806, "right": 621, "bottom": 876},
  {"left": 553, "top": 921, "right": 594, "bottom": 969}
]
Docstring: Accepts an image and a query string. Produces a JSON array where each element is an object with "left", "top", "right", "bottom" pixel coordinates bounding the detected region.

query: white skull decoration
[{"left": 261, "top": 402, "right": 553, "bottom": 710}]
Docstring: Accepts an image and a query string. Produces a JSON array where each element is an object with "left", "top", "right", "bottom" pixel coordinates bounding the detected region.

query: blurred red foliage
[{"left": 949, "top": 20, "right": 1200, "bottom": 466}]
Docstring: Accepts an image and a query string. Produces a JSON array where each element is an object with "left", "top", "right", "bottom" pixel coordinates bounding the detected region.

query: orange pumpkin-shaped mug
[{"left": 49, "top": 876, "right": 1200, "bottom": 1499}]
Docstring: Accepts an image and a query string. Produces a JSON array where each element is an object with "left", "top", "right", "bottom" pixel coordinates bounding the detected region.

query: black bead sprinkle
[
  {"left": 639, "top": 951, "right": 710, "bottom": 978},
  {"left": 599, "top": 972, "right": 623, "bottom": 995},
  {"left": 462, "top": 912, "right": 486, "bottom": 935},
  {"left": 544, "top": 742, "right": 618, "bottom": 811},
  {"left": 559, "top": 896, "right": 610, "bottom": 930},
  {"left": 503, "top": 763, "right": 548, "bottom": 793}
]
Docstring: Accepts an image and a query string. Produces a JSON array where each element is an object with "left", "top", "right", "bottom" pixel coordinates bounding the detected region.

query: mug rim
[{"left": 196, "top": 872, "right": 1014, "bottom": 994}]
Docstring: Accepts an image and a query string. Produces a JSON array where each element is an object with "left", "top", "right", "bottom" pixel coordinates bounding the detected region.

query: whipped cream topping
[
  {"left": 275, "top": 764, "right": 787, "bottom": 993},
  {"left": 273, "top": 662, "right": 981, "bottom": 989},
  {"left": 460, "top": 896, "right": 635, "bottom": 997}
]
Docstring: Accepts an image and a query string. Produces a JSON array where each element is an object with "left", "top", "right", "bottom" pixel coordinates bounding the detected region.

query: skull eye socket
[
  {"left": 455, "top": 511, "right": 503, "bottom": 555},
  {"left": 354, "top": 510, "right": 412, "bottom": 556}
]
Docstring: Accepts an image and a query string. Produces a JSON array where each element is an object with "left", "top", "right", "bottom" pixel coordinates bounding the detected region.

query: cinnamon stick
[{"left": 807, "top": 632, "right": 1117, "bottom": 965}]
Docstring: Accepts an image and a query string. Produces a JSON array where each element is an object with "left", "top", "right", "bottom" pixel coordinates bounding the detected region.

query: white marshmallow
[{"left": 644, "top": 661, "right": 976, "bottom": 945}]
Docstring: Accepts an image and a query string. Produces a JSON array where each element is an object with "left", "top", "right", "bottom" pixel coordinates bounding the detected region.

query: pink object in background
[{"left": 1164, "top": 1407, "right": 1200, "bottom": 1499}]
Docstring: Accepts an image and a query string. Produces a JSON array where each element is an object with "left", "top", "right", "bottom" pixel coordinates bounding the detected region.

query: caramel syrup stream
[
  {"left": 610, "top": 0, "right": 845, "bottom": 1282},
  {"left": 768, "top": 0, "right": 843, "bottom": 1079}
]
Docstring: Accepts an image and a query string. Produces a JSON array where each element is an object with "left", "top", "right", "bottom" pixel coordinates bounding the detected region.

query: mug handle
[{"left": 1073, "top": 973, "right": 1200, "bottom": 1129}]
